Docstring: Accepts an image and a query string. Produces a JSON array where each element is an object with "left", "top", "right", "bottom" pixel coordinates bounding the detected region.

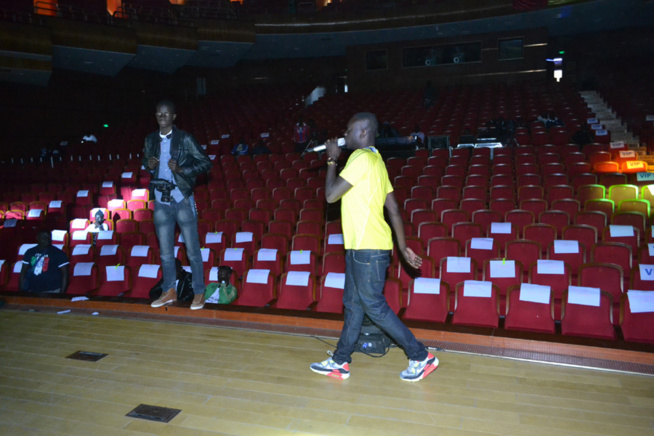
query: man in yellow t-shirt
[{"left": 310, "top": 113, "right": 439, "bottom": 382}]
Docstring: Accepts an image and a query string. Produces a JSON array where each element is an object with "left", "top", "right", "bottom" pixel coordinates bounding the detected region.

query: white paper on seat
[
  {"left": 490, "top": 222, "right": 511, "bottom": 234},
  {"left": 0, "top": 260, "right": 4, "bottom": 270},
  {"left": 106, "top": 265, "right": 125, "bottom": 282},
  {"left": 49, "top": 200, "right": 62, "bottom": 208},
  {"left": 71, "top": 218, "right": 87, "bottom": 229},
  {"left": 627, "top": 290, "right": 654, "bottom": 313},
  {"left": 174, "top": 246, "right": 180, "bottom": 257},
  {"left": 132, "top": 189, "right": 146, "bottom": 198},
  {"left": 591, "top": 123, "right": 603, "bottom": 130},
  {"left": 324, "top": 272, "right": 345, "bottom": 289},
  {"left": 14, "top": 262, "right": 23, "bottom": 273},
  {"left": 489, "top": 260, "right": 515, "bottom": 278},
  {"left": 27, "top": 209, "right": 42, "bottom": 218},
  {"left": 463, "top": 280, "right": 492, "bottom": 298},
  {"left": 261, "top": 132, "right": 269, "bottom": 138},
  {"left": 235, "top": 232, "right": 253, "bottom": 243},
  {"left": 182, "top": 266, "right": 192, "bottom": 273},
  {"left": 208, "top": 154, "right": 216, "bottom": 160},
  {"left": 595, "top": 129, "right": 608, "bottom": 136},
  {"left": 97, "top": 230, "right": 114, "bottom": 240},
  {"left": 178, "top": 233, "right": 185, "bottom": 243},
  {"left": 72, "top": 231, "right": 88, "bottom": 241},
  {"left": 568, "top": 285, "right": 600, "bottom": 307},
  {"left": 537, "top": 259, "right": 564, "bottom": 275},
  {"left": 77, "top": 190, "right": 89, "bottom": 197},
  {"left": 553, "top": 240, "right": 579, "bottom": 254},
  {"left": 4, "top": 218, "right": 16, "bottom": 227},
  {"left": 257, "top": 248, "right": 278, "bottom": 261},
  {"left": 73, "top": 262, "right": 93, "bottom": 277},
  {"left": 639, "top": 264, "right": 654, "bottom": 281},
  {"left": 210, "top": 139, "right": 219, "bottom": 145},
  {"left": 413, "top": 277, "right": 441, "bottom": 295},
  {"left": 108, "top": 199, "right": 123, "bottom": 208},
  {"left": 102, "top": 181, "right": 113, "bottom": 188},
  {"left": 201, "top": 145, "right": 207, "bottom": 150},
  {"left": 470, "top": 238, "right": 493, "bottom": 250},
  {"left": 587, "top": 117, "right": 598, "bottom": 124},
  {"left": 205, "top": 232, "right": 223, "bottom": 243},
  {"left": 72, "top": 244, "right": 91, "bottom": 255},
  {"left": 51, "top": 230, "right": 67, "bottom": 242},
  {"left": 519, "top": 283, "right": 551, "bottom": 304},
  {"left": 619, "top": 150, "right": 636, "bottom": 158},
  {"left": 286, "top": 271, "right": 310, "bottom": 286},
  {"left": 290, "top": 250, "right": 311, "bottom": 265},
  {"left": 121, "top": 172, "right": 133, "bottom": 178},
  {"left": 100, "top": 245, "right": 118, "bottom": 256},
  {"left": 446, "top": 257, "right": 471, "bottom": 273},
  {"left": 221, "top": 134, "right": 230, "bottom": 139},
  {"left": 19, "top": 243, "right": 37, "bottom": 255},
  {"left": 328, "top": 234, "right": 344, "bottom": 245},
  {"left": 609, "top": 141, "right": 624, "bottom": 149},
  {"left": 648, "top": 243, "right": 654, "bottom": 257},
  {"left": 131, "top": 245, "right": 149, "bottom": 257},
  {"left": 246, "top": 269, "right": 270, "bottom": 284},
  {"left": 139, "top": 264, "right": 160, "bottom": 279},
  {"left": 610, "top": 225, "right": 634, "bottom": 237},
  {"left": 637, "top": 173, "right": 654, "bottom": 182},
  {"left": 209, "top": 266, "right": 219, "bottom": 281},
  {"left": 200, "top": 248, "right": 210, "bottom": 262},
  {"left": 224, "top": 248, "right": 244, "bottom": 261}
]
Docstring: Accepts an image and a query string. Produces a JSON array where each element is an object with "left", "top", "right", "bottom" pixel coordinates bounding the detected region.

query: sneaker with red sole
[
  {"left": 400, "top": 352, "right": 438, "bottom": 382},
  {"left": 310, "top": 357, "right": 350, "bottom": 380}
]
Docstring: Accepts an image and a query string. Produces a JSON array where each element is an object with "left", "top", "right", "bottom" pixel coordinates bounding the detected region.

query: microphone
[{"left": 305, "top": 138, "right": 345, "bottom": 153}]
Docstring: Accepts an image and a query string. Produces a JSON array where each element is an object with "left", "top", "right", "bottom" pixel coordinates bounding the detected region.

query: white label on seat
[
  {"left": 490, "top": 222, "right": 511, "bottom": 234},
  {"left": 49, "top": 200, "right": 62, "bottom": 208},
  {"left": 553, "top": 240, "right": 579, "bottom": 254},
  {"left": 224, "top": 248, "right": 244, "bottom": 261},
  {"left": 106, "top": 265, "right": 125, "bottom": 282},
  {"left": 627, "top": 290, "right": 654, "bottom": 313},
  {"left": 72, "top": 244, "right": 91, "bottom": 255},
  {"left": 121, "top": 172, "right": 133, "bottom": 178},
  {"left": 639, "top": 264, "right": 654, "bottom": 281},
  {"left": 610, "top": 225, "right": 634, "bottom": 237},
  {"left": 97, "top": 230, "right": 114, "bottom": 240},
  {"left": 446, "top": 257, "right": 471, "bottom": 273},
  {"left": 200, "top": 248, "right": 210, "bottom": 262},
  {"left": 51, "top": 230, "right": 67, "bottom": 241},
  {"left": 470, "top": 238, "right": 493, "bottom": 250},
  {"left": 139, "top": 264, "right": 160, "bottom": 279},
  {"left": 519, "top": 283, "right": 551, "bottom": 304},
  {"left": 587, "top": 118, "right": 598, "bottom": 124},
  {"left": 324, "top": 272, "right": 345, "bottom": 289},
  {"left": 568, "top": 285, "right": 600, "bottom": 307},
  {"left": 619, "top": 150, "right": 636, "bottom": 158},
  {"left": 595, "top": 129, "right": 608, "bottom": 136},
  {"left": 246, "top": 269, "right": 270, "bottom": 284},
  {"left": 286, "top": 271, "right": 310, "bottom": 286},
  {"left": 132, "top": 189, "right": 146, "bottom": 198},
  {"left": 221, "top": 134, "right": 230, "bottom": 139},
  {"left": 100, "top": 245, "right": 118, "bottom": 256},
  {"left": 235, "top": 232, "right": 253, "bottom": 243},
  {"left": 210, "top": 139, "right": 219, "bottom": 145},
  {"left": 102, "top": 181, "right": 113, "bottom": 188},
  {"left": 178, "top": 233, "right": 185, "bottom": 243},
  {"left": 413, "top": 277, "right": 441, "bottom": 294},
  {"left": 591, "top": 124, "right": 604, "bottom": 130},
  {"left": 609, "top": 141, "right": 624, "bottom": 149},
  {"left": 71, "top": 218, "right": 87, "bottom": 229},
  {"left": 182, "top": 266, "right": 192, "bottom": 273},
  {"left": 208, "top": 154, "right": 216, "bottom": 160},
  {"left": 648, "top": 243, "right": 654, "bottom": 257},
  {"left": 0, "top": 260, "right": 4, "bottom": 270},
  {"left": 14, "top": 262, "right": 23, "bottom": 273},
  {"left": 73, "top": 262, "right": 93, "bottom": 277},
  {"left": 205, "top": 232, "right": 223, "bottom": 243},
  {"left": 209, "top": 266, "right": 219, "bottom": 281},
  {"left": 72, "top": 231, "right": 88, "bottom": 241},
  {"left": 19, "top": 243, "right": 37, "bottom": 255},
  {"left": 108, "top": 199, "right": 124, "bottom": 208},
  {"left": 77, "top": 190, "right": 89, "bottom": 197},
  {"left": 463, "top": 280, "right": 492, "bottom": 298},
  {"left": 489, "top": 260, "right": 515, "bottom": 278},
  {"left": 257, "top": 248, "right": 278, "bottom": 261},
  {"left": 328, "top": 234, "right": 344, "bottom": 245},
  {"left": 131, "top": 245, "right": 149, "bottom": 257},
  {"left": 537, "top": 259, "right": 564, "bottom": 275},
  {"left": 28, "top": 209, "right": 42, "bottom": 217},
  {"left": 290, "top": 250, "right": 311, "bottom": 265}
]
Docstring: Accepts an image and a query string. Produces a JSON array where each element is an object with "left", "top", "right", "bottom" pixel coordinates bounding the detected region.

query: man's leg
[
  {"left": 152, "top": 201, "right": 177, "bottom": 307},
  {"left": 175, "top": 196, "right": 206, "bottom": 310}
]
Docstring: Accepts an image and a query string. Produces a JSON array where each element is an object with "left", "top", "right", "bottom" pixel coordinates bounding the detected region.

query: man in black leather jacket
[{"left": 142, "top": 99, "right": 212, "bottom": 310}]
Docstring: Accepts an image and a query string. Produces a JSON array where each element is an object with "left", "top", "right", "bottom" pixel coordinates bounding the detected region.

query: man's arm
[
  {"left": 174, "top": 134, "right": 212, "bottom": 177},
  {"left": 60, "top": 264, "right": 69, "bottom": 293},
  {"left": 19, "top": 263, "right": 29, "bottom": 292},
  {"left": 325, "top": 164, "right": 352, "bottom": 203},
  {"left": 385, "top": 191, "right": 422, "bottom": 269}
]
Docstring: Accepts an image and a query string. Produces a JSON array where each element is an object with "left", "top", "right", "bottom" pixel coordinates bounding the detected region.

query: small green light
[
  {"left": 103, "top": 124, "right": 109, "bottom": 128},
  {"left": 559, "top": 50, "right": 565, "bottom": 55}
]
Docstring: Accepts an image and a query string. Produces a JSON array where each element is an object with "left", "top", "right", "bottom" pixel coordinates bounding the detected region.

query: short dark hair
[
  {"left": 351, "top": 112, "right": 379, "bottom": 137},
  {"left": 156, "top": 99, "right": 176, "bottom": 114}
]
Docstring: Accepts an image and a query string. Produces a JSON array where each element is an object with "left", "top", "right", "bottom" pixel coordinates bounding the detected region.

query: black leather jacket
[{"left": 141, "top": 126, "right": 212, "bottom": 199}]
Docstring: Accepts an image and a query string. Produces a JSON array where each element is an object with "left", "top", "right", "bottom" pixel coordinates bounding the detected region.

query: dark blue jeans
[
  {"left": 333, "top": 249, "right": 428, "bottom": 364},
  {"left": 153, "top": 196, "right": 205, "bottom": 295}
]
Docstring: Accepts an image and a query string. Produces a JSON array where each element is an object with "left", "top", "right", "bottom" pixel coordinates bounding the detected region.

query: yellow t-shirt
[{"left": 338, "top": 147, "right": 394, "bottom": 250}]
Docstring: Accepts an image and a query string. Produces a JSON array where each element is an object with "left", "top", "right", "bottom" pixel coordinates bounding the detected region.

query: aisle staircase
[{"left": 580, "top": 90, "right": 640, "bottom": 147}]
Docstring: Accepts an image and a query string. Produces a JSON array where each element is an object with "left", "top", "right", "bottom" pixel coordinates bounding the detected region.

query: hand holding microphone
[
  {"left": 304, "top": 137, "right": 346, "bottom": 154},
  {"left": 325, "top": 137, "right": 345, "bottom": 161}
]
